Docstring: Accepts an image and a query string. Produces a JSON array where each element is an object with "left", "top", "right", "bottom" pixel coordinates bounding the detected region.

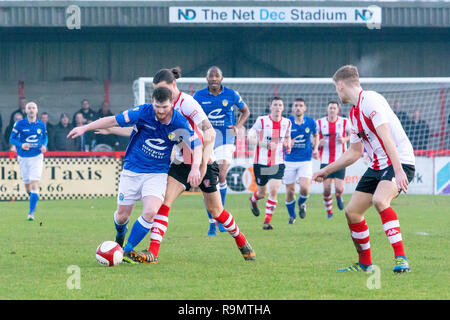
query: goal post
[{"left": 133, "top": 77, "right": 450, "bottom": 152}]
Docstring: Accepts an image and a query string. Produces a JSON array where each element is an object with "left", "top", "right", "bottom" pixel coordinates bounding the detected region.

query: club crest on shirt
[
  {"left": 168, "top": 132, "right": 176, "bottom": 141},
  {"left": 305, "top": 128, "right": 310, "bottom": 133},
  {"left": 222, "top": 99, "right": 228, "bottom": 107},
  {"left": 37, "top": 129, "right": 41, "bottom": 134}
]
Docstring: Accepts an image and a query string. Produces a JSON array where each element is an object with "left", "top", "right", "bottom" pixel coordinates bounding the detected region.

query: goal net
[{"left": 133, "top": 77, "right": 450, "bottom": 154}]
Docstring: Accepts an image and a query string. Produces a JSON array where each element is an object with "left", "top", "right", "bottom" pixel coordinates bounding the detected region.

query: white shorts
[
  {"left": 282, "top": 161, "right": 313, "bottom": 185},
  {"left": 18, "top": 154, "right": 44, "bottom": 184},
  {"left": 117, "top": 169, "right": 168, "bottom": 205},
  {"left": 213, "top": 144, "right": 236, "bottom": 163}
]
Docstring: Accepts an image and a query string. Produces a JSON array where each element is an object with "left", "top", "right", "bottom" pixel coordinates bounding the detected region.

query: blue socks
[
  {"left": 123, "top": 215, "right": 153, "bottom": 252},
  {"left": 298, "top": 194, "right": 309, "bottom": 207},
  {"left": 114, "top": 211, "right": 129, "bottom": 236},
  {"left": 29, "top": 190, "right": 39, "bottom": 214},
  {"left": 285, "top": 199, "right": 296, "bottom": 219}
]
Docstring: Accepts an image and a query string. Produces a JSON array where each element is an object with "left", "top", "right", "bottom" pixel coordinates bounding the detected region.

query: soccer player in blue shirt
[
  {"left": 193, "top": 66, "right": 251, "bottom": 236},
  {"left": 67, "top": 87, "right": 203, "bottom": 263},
  {"left": 9, "top": 102, "right": 48, "bottom": 221},
  {"left": 283, "top": 98, "right": 319, "bottom": 223}
]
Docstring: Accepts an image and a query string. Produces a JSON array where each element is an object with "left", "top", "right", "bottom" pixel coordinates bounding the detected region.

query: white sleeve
[
  {"left": 362, "top": 92, "right": 390, "bottom": 129},
  {"left": 248, "top": 116, "right": 262, "bottom": 139},
  {"left": 182, "top": 95, "right": 208, "bottom": 126}
]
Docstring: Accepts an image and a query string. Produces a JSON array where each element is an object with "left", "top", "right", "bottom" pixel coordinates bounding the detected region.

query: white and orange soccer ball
[{"left": 96, "top": 241, "right": 123, "bottom": 267}]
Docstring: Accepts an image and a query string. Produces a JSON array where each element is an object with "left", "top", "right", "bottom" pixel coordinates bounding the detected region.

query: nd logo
[{"left": 178, "top": 9, "right": 197, "bottom": 20}]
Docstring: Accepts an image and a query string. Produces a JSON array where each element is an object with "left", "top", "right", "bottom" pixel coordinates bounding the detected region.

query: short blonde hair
[{"left": 332, "top": 65, "right": 360, "bottom": 85}]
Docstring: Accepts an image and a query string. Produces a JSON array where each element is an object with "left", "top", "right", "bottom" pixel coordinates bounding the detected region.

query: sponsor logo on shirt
[
  {"left": 144, "top": 138, "right": 167, "bottom": 151},
  {"left": 208, "top": 108, "right": 225, "bottom": 120}
]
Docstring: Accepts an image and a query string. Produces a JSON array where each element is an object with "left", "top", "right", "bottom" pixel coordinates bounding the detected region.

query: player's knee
[
  {"left": 372, "top": 196, "right": 388, "bottom": 212},
  {"left": 142, "top": 209, "right": 157, "bottom": 222},
  {"left": 207, "top": 206, "right": 222, "bottom": 218}
]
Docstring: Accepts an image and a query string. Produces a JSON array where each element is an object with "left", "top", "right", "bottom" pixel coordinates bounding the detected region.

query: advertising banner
[
  {"left": 170, "top": 6, "right": 382, "bottom": 26},
  {"left": 0, "top": 157, "right": 121, "bottom": 201}
]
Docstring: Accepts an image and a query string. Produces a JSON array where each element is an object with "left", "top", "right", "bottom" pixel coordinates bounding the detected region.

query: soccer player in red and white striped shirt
[
  {"left": 313, "top": 65, "right": 415, "bottom": 273},
  {"left": 248, "top": 97, "right": 292, "bottom": 230},
  {"left": 317, "top": 101, "right": 351, "bottom": 218}
]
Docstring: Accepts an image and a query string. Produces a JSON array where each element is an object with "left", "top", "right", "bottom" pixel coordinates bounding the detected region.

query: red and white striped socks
[
  {"left": 264, "top": 198, "right": 277, "bottom": 224},
  {"left": 251, "top": 190, "right": 263, "bottom": 203},
  {"left": 379, "top": 207, "right": 406, "bottom": 258},
  {"left": 215, "top": 209, "right": 246, "bottom": 248},
  {"left": 323, "top": 194, "right": 333, "bottom": 215},
  {"left": 148, "top": 204, "right": 170, "bottom": 257},
  {"left": 349, "top": 219, "right": 371, "bottom": 266}
]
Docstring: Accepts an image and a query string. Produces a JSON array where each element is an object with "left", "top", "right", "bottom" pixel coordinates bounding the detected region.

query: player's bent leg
[
  {"left": 250, "top": 185, "right": 266, "bottom": 217},
  {"left": 114, "top": 204, "right": 134, "bottom": 248},
  {"left": 216, "top": 160, "right": 231, "bottom": 232},
  {"left": 338, "top": 191, "right": 373, "bottom": 272},
  {"left": 142, "top": 176, "right": 185, "bottom": 262},
  {"left": 204, "top": 191, "right": 255, "bottom": 261},
  {"left": 373, "top": 181, "right": 410, "bottom": 273}
]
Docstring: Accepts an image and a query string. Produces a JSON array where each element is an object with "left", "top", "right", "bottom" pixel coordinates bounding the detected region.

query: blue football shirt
[
  {"left": 193, "top": 85, "right": 246, "bottom": 148},
  {"left": 285, "top": 115, "right": 317, "bottom": 162},
  {"left": 115, "top": 104, "right": 201, "bottom": 174},
  {"left": 9, "top": 118, "right": 48, "bottom": 158}
]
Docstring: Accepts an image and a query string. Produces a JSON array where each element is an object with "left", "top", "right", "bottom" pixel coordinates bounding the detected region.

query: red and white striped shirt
[
  {"left": 349, "top": 90, "right": 415, "bottom": 170},
  {"left": 249, "top": 115, "right": 292, "bottom": 166},
  {"left": 173, "top": 91, "right": 215, "bottom": 163},
  {"left": 317, "top": 116, "right": 350, "bottom": 164}
]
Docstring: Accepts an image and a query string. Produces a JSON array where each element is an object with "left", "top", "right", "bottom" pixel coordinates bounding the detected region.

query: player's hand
[
  {"left": 394, "top": 169, "right": 409, "bottom": 194},
  {"left": 21, "top": 143, "right": 30, "bottom": 150},
  {"left": 319, "top": 138, "right": 325, "bottom": 147},
  {"left": 312, "top": 149, "right": 319, "bottom": 160},
  {"left": 187, "top": 165, "right": 202, "bottom": 188},
  {"left": 312, "top": 168, "right": 328, "bottom": 183},
  {"left": 228, "top": 125, "right": 241, "bottom": 137},
  {"left": 67, "top": 126, "right": 86, "bottom": 139},
  {"left": 40, "top": 145, "right": 47, "bottom": 153},
  {"left": 94, "top": 128, "right": 111, "bottom": 135}
]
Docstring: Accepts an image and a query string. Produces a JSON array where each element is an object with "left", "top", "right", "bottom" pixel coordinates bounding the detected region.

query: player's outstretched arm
[
  {"left": 375, "top": 123, "right": 409, "bottom": 193},
  {"left": 313, "top": 141, "right": 363, "bottom": 182},
  {"left": 67, "top": 116, "right": 118, "bottom": 139},
  {"left": 94, "top": 127, "right": 133, "bottom": 137}
]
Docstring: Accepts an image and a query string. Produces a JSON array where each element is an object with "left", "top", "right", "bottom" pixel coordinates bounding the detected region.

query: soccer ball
[{"left": 96, "top": 241, "right": 123, "bottom": 267}]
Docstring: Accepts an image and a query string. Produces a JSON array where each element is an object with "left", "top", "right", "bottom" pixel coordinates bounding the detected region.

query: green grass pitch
[{"left": 1, "top": 193, "right": 449, "bottom": 300}]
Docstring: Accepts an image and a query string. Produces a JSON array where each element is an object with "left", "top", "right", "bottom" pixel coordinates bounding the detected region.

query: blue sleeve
[
  {"left": 9, "top": 123, "right": 22, "bottom": 148},
  {"left": 115, "top": 104, "right": 147, "bottom": 127},
  {"left": 233, "top": 90, "right": 246, "bottom": 109},
  {"left": 42, "top": 131, "right": 48, "bottom": 148}
]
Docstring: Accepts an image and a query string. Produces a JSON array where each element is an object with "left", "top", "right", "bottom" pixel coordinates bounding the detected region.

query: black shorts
[
  {"left": 355, "top": 164, "right": 415, "bottom": 195},
  {"left": 321, "top": 163, "right": 346, "bottom": 180},
  {"left": 168, "top": 161, "right": 219, "bottom": 193},
  {"left": 253, "top": 164, "right": 285, "bottom": 187}
]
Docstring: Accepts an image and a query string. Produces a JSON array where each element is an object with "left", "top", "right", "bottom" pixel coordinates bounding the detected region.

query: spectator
[
  {"left": 4, "top": 112, "right": 24, "bottom": 150},
  {"left": 8, "top": 97, "right": 27, "bottom": 127},
  {"left": 408, "top": 109, "right": 430, "bottom": 150},
  {"left": 392, "top": 100, "right": 412, "bottom": 133},
  {"left": 72, "top": 99, "right": 97, "bottom": 126},
  {"left": 51, "top": 113, "right": 77, "bottom": 151},
  {"left": 93, "top": 101, "right": 119, "bottom": 150},
  {"left": 73, "top": 112, "right": 92, "bottom": 151},
  {"left": 40, "top": 112, "right": 55, "bottom": 150}
]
